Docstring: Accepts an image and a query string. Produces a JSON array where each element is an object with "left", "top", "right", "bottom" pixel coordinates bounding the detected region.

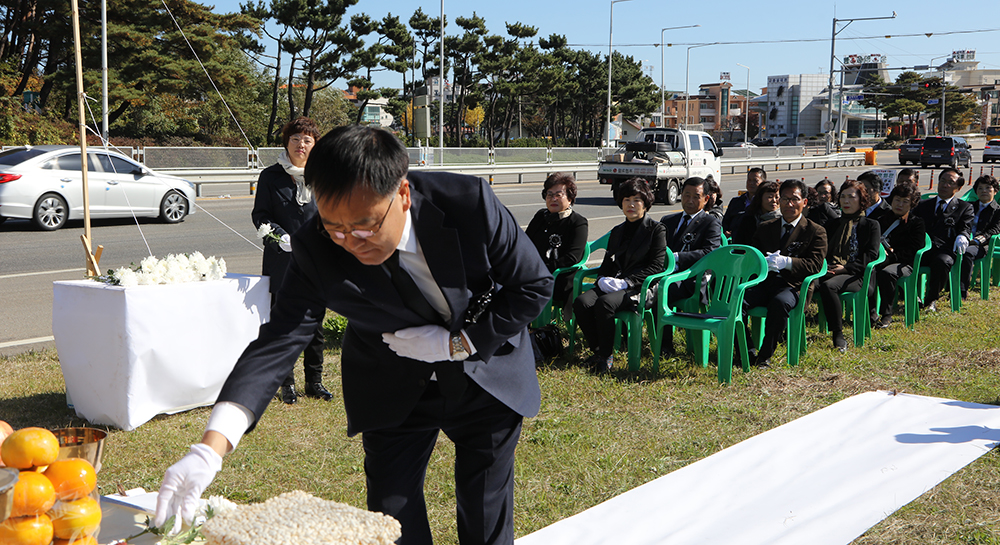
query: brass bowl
[
  {"left": 54, "top": 428, "right": 107, "bottom": 474},
  {"left": 0, "top": 468, "right": 18, "bottom": 523}
]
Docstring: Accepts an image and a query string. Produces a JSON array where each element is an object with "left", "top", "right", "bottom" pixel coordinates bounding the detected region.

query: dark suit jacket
[
  {"left": 598, "top": 214, "right": 667, "bottom": 292},
  {"left": 220, "top": 171, "right": 553, "bottom": 436},
  {"left": 721, "top": 193, "right": 753, "bottom": 235},
  {"left": 913, "top": 196, "right": 974, "bottom": 252},
  {"left": 878, "top": 214, "right": 926, "bottom": 267},
  {"left": 823, "top": 216, "right": 881, "bottom": 276},
  {"left": 524, "top": 209, "right": 589, "bottom": 272},
  {"left": 251, "top": 163, "right": 317, "bottom": 294},
  {"left": 866, "top": 198, "right": 891, "bottom": 222},
  {"left": 807, "top": 202, "right": 841, "bottom": 229},
  {"left": 659, "top": 210, "right": 721, "bottom": 271},
  {"left": 972, "top": 200, "right": 1000, "bottom": 242},
  {"left": 751, "top": 216, "right": 829, "bottom": 290}
]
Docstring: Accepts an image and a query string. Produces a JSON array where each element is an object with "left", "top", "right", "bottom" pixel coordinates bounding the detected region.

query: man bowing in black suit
[
  {"left": 659, "top": 177, "right": 722, "bottom": 354},
  {"left": 913, "top": 168, "right": 974, "bottom": 311},
  {"left": 154, "top": 125, "right": 553, "bottom": 545}
]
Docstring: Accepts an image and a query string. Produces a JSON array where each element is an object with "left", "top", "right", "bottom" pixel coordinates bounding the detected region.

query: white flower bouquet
[
  {"left": 257, "top": 223, "right": 282, "bottom": 244},
  {"left": 94, "top": 252, "right": 227, "bottom": 287}
]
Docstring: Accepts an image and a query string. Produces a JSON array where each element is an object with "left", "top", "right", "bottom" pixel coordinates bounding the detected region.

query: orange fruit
[
  {"left": 1, "top": 427, "right": 59, "bottom": 469},
  {"left": 44, "top": 458, "right": 97, "bottom": 500},
  {"left": 0, "top": 421, "right": 12, "bottom": 468},
  {"left": 53, "top": 537, "right": 99, "bottom": 545},
  {"left": 49, "top": 496, "right": 102, "bottom": 540},
  {"left": 10, "top": 470, "right": 56, "bottom": 517},
  {"left": 0, "top": 514, "right": 55, "bottom": 545}
]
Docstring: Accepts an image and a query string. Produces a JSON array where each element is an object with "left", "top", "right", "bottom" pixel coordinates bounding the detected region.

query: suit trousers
[
  {"left": 924, "top": 248, "right": 957, "bottom": 304},
  {"left": 816, "top": 274, "right": 865, "bottom": 334},
  {"left": 271, "top": 293, "right": 325, "bottom": 387},
  {"left": 362, "top": 381, "right": 523, "bottom": 545},
  {"left": 875, "top": 263, "right": 913, "bottom": 316},
  {"left": 743, "top": 278, "right": 798, "bottom": 363},
  {"left": 960, "top": 242, "right": 986, "bottom": 295},
  {"left": 573, "top": 287, "right": 631, "bottom": 357}
]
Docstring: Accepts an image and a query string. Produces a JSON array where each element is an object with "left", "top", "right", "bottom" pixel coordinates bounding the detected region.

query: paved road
[{"left": 0, "top": 156, "right": 990, "bottom": 355}]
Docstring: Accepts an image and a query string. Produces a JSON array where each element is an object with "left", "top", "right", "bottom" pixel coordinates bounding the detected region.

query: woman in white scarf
[{"left": 251, "top": 117, "right": 332, "bottom": 405}]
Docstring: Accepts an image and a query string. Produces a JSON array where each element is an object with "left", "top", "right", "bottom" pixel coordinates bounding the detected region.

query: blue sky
[{"left": 205, "top": 0, "right": 1000, "bottom": 95}]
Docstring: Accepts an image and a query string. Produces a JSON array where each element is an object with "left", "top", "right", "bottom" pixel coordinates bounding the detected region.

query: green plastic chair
[
  {"left": 720, "top": 233, "right": 729, "bottom": 247},
  {"left": 566, "top": 231, "right": 611, "bottom": 352},
  {"left": 650, "top": 245, "right": 768, "bottom": 383},
  {"left": 611, "top": 251, "right": 676, "bottom": 372},
  {"left": 915, "top": 252, "right": 964, "bottom": 314},
  {"left": 817, "top": 244, "right": 887, "bottom": 348},
  {"left": 970, "top": 233, "right": 999, "bottom": 300},
  {"left": 531, "top": 243, "right": 594, "bottom": 328},
  {"left": 747, "top": 259, "right": 827, "bottom": 367},
  {"left": 893, "top": 233, "right": 933, "bottom": 329}
]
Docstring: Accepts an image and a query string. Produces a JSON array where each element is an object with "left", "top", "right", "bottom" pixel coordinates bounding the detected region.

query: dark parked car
[
  {"left": 920, "top": 136, "right": 971, "bottom": 169},
  {"left": 750, "top": 137, "right": 774, "bottom": 146},
  {"left": 897, "top": 138, "right": 924, "bottom": 165}
]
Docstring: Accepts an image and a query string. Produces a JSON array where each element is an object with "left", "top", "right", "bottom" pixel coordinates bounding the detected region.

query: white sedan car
[
  {"left": 0, "top": 146, "right": 196, "bottom": 230},
  {"left": 984, "top": 140, "right": 1000, "bottom": 163}
]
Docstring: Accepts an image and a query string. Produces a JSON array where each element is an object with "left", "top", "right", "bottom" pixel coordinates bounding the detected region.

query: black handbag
[{"left": 530, "top": 324, "right": 563, "bottom": 362}]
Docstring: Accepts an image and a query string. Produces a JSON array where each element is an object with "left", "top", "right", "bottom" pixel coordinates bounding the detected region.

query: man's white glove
[
  {"left": 766, "top": 251, "right": 792, "bottom": 272},
  {"left": 382, "top": 324, "right": 453, "bottom": 362},
  {"left": 597, "top": 276, "right": 628, "bottom": 293},
  {"left": 278, "top": 234, "right": 292, "bottom": 253},
  {"left": 154, "top": 443, "right": 223, "bottom": 533},
  {"left": 954, "top": 234, "right": 969, "bottom": 255}
]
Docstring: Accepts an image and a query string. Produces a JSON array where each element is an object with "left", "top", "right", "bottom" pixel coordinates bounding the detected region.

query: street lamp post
[
  {"left": 684, "top": 42, "right": 718, "bottom": 130},
  {"left": 659, "top": 25, "right": 700, "bottom": 128},
  {"left": 736, "top": 62, "right": 750, "bottom": 144},
  {"left": 930, "top": 54, "right": 951, "bottom": 135},
  {"left": 606, "top": 0, "right": 635, "bottom": 147},
  {"left": 826, "top": 12, "right": 896, "bottom": 154}
]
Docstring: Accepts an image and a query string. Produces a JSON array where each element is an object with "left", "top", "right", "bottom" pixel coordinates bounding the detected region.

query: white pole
[
  {"left": 439, "top": 0, "right": 444, "bottom": 165},
  {"left": 660, "top": 25, "right": 699, "bottom": 128},
  {"left": 606, "top": 0, "right": 634, "bottom": 147},
  {"left": 101, "top": 0, "right": 108, "bottom": 141},
  {"left": 737, "top": 63, "right": 750, "bottom": 144}
]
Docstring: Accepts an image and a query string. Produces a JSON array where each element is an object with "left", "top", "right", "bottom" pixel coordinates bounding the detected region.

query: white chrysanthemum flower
[
  {"left": 189, "top": 251, "right": 210, "bottom": 279},
  {"left": 139, "top": 255, "right": 160, "bottom": 274},
  {"left": 257, "top": 223, "right": 274, "bottom": 239},
  {"left": 208, "top": 257, "right": 227, "bottom": 281},
  {"left": 115, "top": 267, "right": 139, "bottom": 288}
]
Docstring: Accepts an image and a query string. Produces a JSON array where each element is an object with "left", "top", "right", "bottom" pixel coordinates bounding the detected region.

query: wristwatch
[{"left": 450, "top": 332, "right": 470, "bottom": 361}]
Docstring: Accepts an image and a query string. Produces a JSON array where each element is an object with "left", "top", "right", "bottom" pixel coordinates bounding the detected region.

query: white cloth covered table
[
  {"left": 516, "top": 391, "right": 1000, "bottom": 545},
  {"left": 53, "top": 274, "right": 270, "bottom": 431}
]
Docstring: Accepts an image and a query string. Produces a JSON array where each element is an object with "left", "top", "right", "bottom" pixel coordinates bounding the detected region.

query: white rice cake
[{"left": 200, "top": 490, "right": 401, "bottom": 545}]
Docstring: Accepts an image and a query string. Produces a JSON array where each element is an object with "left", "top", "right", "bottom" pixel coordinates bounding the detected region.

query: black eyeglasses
[{"left": 320, "top": 194, "right": 395, "bottom": 240}]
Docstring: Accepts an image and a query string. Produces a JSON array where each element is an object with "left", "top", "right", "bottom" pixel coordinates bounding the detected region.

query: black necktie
[
  {"left": 937, "top": 200, "right": 947, "bottom": 217},
  {"left": 385, "top": 250, "right": 442, "bottom": 325},
  {"left": 779, "top": 223, "right": 793, "bottom": 247},
  {"left": 677, "top": 214, "right": 691, "bottom": 237},
  {"left": 384, "top": 251, "right": 466, "bottom": 399}
]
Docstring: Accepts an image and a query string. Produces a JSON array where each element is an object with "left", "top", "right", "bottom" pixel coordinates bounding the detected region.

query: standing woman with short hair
[{"left": 251, "top": 117, "right": 331, "bottom": 404}]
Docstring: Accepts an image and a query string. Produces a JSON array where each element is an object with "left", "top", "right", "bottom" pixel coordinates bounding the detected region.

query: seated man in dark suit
[
  {"left": 913, "top": 168, "right": 974, "bottom": 311},
  {"left": 960, "top": 175, "right": 1000, "bottom": 298},
  {"left": 741, "top": 179, "right": 828, "bottom": 367},
  {"left": 658, "top": 176, "right": 723, "bottom": 354},
  {"left": 859, "top": 170, "right": 891, "bottom": 221},
  {"left": 154, "top": 125, "right": 553, "bottom": 545},
  {"left": 721, "top": 167, "right": 766, "bottom": 238}
]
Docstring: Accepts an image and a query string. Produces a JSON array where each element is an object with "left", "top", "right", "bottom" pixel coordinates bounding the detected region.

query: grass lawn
[{"left": 2, "top": 293, "right": 999, "bottom": 544}]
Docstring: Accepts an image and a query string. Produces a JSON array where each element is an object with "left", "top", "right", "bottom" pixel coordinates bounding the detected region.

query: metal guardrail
[{"left": 161, "top": 151, "right": 868, "bottom": 196}]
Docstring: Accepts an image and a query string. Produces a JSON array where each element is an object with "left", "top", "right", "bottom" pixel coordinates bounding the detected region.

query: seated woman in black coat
[
  {"left": 731, "top": 180, "right": 780, "bottom": 245},
  {"left": 873, "top": 182, "right": 925, "bottom": 328},
  {"left": 573, "top": 177, "right": 666, "bottom": 373},
  {"left": 524, "top": 172, "right": 589, "bottom": 310},
  {"left": 816, "top": 179, "right": 882, "bottom": 352}
]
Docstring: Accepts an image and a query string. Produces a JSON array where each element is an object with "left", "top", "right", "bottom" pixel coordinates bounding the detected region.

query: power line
[{"left": 567, "top": 28, "right": 1000, "bottom": 48}]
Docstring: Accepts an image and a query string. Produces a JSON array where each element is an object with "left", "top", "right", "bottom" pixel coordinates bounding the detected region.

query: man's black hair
[
  {"left": 304, "top": 125, "right": 409, "bottom": 204},
  {"left": 780, "top": 178, "right": 808, "bottom": 200},
  {"left": 683, "top": 176, "right": 712, "bottom": 194}
]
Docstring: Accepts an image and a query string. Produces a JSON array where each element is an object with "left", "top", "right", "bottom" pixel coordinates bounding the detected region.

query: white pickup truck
[{"left": 598, "top": 127, "right": 723, "bottom": 204}]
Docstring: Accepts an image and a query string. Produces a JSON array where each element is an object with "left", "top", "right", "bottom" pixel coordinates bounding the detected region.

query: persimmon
[
  {"left": 1, "top": 427, "right": 59, "bottom": 469},
  {"left": 0, "top": 421, "right": 12, "bottom": 468},
  {"left": 44, "top": 458, "right": 97, "bottom": 500},
  {"left": 0, "top": 514, "right": 54, "bottom": 545},
  {"left": 53, "top": 537, "right": 99, "bottom": 545},
  {"left": 10, "top": 470, "right": 56, "bottom": 517},
  {"left": 49, "top": 496, "right": 102, "bottom": 540}
]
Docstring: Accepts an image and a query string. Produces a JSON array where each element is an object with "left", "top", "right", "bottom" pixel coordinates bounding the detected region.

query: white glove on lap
[
  {"left": 278, "top": 234, "right": 292, "bottom": 253},
  {"left": 597, "top": 276, "right": 628, "bottom": 293},
  {"left": 766, "top": 252, "right": 792, "bottom": 273},
  {"left": 954, "top": 235, "right": 969, "bottom": 255},
  {"left": 154, "top": 443, "right": 223, "bottom": 533},
  {"left": 382, "top": 324, "right": 453, "bottom": 362}
]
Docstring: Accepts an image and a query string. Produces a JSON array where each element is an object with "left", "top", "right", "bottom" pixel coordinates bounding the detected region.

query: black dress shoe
[
  {"left": 832, "top": 331, "right": 848, "bottom": 353},
  {"left": 875, "top": 315, "right": 892, "bottom": 329},
  {"left": 304, "top": 382, "right": 334, "bottom": 401},
  {"left": 278, "top": 384, "right": 298, "bottom": 404}
]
